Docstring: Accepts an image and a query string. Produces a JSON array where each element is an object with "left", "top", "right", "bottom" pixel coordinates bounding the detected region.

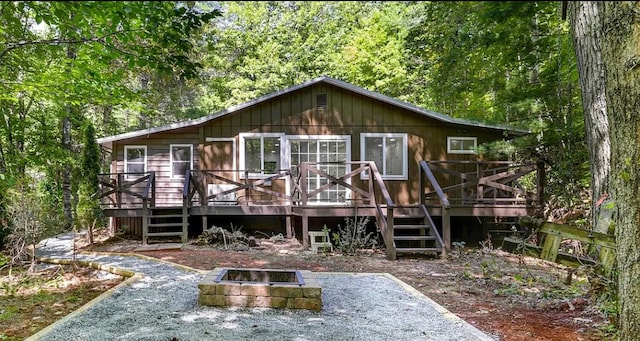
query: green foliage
[
  {"left": 331, "top": 216, "right": 377, "bottom": 255},
  {"left": 76, "top": 124, "right": 103, "bottom": 231},
  {"left": 4, "top": 180, "right": 63, "bottom": 269}
]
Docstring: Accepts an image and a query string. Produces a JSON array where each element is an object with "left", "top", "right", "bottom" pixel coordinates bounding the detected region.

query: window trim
[
  {"left": 124, "top": 145, "right": 147, "bottom": 180},
  {"left": 447, "top": 136, "right": 478, "bottom": 154},
  {"left": 170, "top": 144, "right": 193, "bottom": 179},
  {"left": 285, "top": 135, "right": 352, "bottom": 205},
  {"left": 239, "top": 132, "right": 285, "bottom": 179},
  {"left": 360, "top": 133, "right": 408, "bottom": 180}
]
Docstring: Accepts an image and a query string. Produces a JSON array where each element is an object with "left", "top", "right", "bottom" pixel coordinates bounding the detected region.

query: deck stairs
[
  {"left": 483, "top": 217, "right": 525, "bottom": 243},
  {"left": 391, "top": 205, "right": 443, "bottom": 256},
  {"left": 143, "top": 207, "right": 188, "bottom": 245}
]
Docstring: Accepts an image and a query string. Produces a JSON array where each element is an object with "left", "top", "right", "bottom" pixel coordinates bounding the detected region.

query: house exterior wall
[
  {"left": 111, "top": 126, "right": 199, "bottom": 206},
  {"left": 198, "top": 83, "right": 506, "bottom": 205}
]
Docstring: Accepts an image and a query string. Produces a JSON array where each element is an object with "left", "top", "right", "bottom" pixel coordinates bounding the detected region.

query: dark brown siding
[
  {"left": 110, "top": 82, "right": 509, "bottom": 206},
  {"left": 199, "top": 83, "right": 506, "bottom": 205}
]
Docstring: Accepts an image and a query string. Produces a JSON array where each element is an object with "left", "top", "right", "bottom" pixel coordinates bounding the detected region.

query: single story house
[{"left": 97, "top": 76, "right": 543, "bottom": 259}]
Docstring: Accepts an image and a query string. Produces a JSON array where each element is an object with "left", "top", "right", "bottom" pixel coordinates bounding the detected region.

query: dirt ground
[
  {"left": 0, "top": 264, "right": 124, "bottom": 340},
  {"left": 84, "top": 234, "right": 614, "bottom": 341}
]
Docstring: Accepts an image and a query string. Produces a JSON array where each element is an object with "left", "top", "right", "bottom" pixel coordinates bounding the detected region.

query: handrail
[
  {"left": 368, "top": 162, "right": 394, "bottom": 208},
  {"left": 419, "top": 161, "right": 450, "bottom": 209},
  {"left": 141, "top": 171, "right": 155, "bottom": 200},
  {"left": 420, "top": 204, "right": 445, "bottom": 248},
  {"left": 182, "top": 169, "right": 191, "bottom": 199}
]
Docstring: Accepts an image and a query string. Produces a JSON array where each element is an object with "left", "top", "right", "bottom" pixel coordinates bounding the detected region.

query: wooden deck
[{"left": 99, "top": 160, "right": 543, "bottom": 259}]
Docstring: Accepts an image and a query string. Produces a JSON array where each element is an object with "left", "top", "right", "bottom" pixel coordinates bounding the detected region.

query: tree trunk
[
  {"left": 568, "top": 1, "right": 611, "bottom": 234},
  {"left": 601, "top": 2, "right": 640, "bottom": 339},
  {"left": 62, "top": 40, "right": 76, "bottom": 230}
]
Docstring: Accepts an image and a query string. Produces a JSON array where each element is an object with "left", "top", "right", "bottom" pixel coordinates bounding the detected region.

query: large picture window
[
  {"left": 239, "top": 133, "right": 284, "bottom": 178},
  {"left": 170, "top": 144, "right": 193, "bottom": 179},
  {"left": 447, "top": 137, "right": 477, "bottom": 154},
  {"left": 124, "top": 146, "right": 147, "bottom": 179},
  {"left": 360, "top": 133, "right": 407, "bottom": 180}
]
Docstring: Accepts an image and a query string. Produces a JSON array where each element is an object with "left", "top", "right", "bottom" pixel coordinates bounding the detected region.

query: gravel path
[{"left": 31, "top": 233, "right": 495, "bottom": 341}]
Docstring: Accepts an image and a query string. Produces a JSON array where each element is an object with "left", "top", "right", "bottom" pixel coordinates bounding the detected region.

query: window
[
  {"left": 239, "top": 133, "right": 284, "bottom": 178},
  {"left": 124, "top": 146, "right": 146, "bottom": 179},
  {"left": 170, "top": 144, "right": 193, "bottom": 179},
  {"left": 360, "top": 133, "right": 408, "bottom": 180},
  {"left": 288, "top": 135, "right": 350, "bottom": 203},
  {"left": 447, "top": 137, "right": 477, "bottom": 154}
]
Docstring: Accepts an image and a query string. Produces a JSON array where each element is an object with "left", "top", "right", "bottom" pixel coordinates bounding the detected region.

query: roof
[{"left": 97, "top": 76, "right": 528, "bottom": 144}]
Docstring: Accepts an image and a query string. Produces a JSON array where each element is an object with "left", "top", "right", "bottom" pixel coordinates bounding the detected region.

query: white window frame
[
  {"left": 239, "top": 132, "right": 285, "bottom": 179},
  {"left": 360, "top": 133, "right": 408, "bottom": 180},
  {"left": 285, "top": 135, "right": 352, "bottom": 205},
  {"left": 447, "top": 136, "right": 477, "bottom": 154},
  {"left": 124, "top": 145, "right": 147, "bottom": 180},
  {"left": 170, "top": 144, "right": 193, "bottom": 179}
]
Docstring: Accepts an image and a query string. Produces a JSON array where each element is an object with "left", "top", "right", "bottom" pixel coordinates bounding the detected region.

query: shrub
[{"left": 332, "top": 216, "right": 377, "bottom": 255}]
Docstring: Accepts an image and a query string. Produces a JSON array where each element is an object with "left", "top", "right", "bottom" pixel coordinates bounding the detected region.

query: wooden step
[
  {"left": 393, "top": 235, "right": 436, "bottom": 241},
  {"left": 149, "top": 214, "right": 183, "bottom": 219},
  {"left": 146, "top": 232, "right": 184, "bottom": 237},
  {"left": 148, "top": 223, "right": 184, "bottom": 228},
  {"left": 395, "top": 247, "right": 442, "bottom": 253},
  {"left": 393, "top": 224, "right": 431, "bottom": 230}
]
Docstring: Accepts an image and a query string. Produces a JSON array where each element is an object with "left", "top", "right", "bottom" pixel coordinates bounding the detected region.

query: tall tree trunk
[
  {"left": 601, "top": 2, "right": 640, "bottom": 339},
  {"left": 62, "top": 41, "right": 76, "bottom": 230},
  {"left": 568, "top": 1, "right": 611, "bottom": 233}
]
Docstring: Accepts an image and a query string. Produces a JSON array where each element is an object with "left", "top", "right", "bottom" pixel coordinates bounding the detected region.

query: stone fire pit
[{"left": 198, "top": 267, "right": 322, "bottom": 311}]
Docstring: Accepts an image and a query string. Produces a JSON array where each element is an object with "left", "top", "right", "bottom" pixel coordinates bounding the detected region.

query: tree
[
  {"left": 76, "top": 123, "right": 102, "bottom": 244},
  {"left": 600, "top": 2, "right": 640, "bottom": 339},
  {"left": 0, "top": 2, "right": 219, "bottom": 232},
  {"left": 568, "top": 2, "right": 610, "bottom": 234},
  {"left": 569, "top": 1, "right": 640, "bottom": 338}
]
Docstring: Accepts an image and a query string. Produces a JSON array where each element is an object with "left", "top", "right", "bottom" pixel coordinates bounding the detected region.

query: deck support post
[
  {"left": 386, "top": 207, "right": 396, "bottom": 260},
  {"left": 286, "top": 216, "right": 293, "bottom": 239},
  {"left": 442, "top": 206, "right": 451, "bottom": 257},
  {"left": 182, "top": 197, "right": 189, "bottom": 244},
  {"left": 142, "top": 199, "right": 148, "bottom": 245},
  {"left": 202, "top": 215, "right": 208, "bottom": 231},
  {"left": 302, "top": 211, "right": 309, "bottom": 248}
]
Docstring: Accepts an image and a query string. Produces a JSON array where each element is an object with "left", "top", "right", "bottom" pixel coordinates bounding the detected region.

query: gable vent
[{"left": 316, "top": 94, "right": 328, "bottom": 110}]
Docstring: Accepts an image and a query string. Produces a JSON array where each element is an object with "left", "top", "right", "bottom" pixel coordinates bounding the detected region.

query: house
[{"left": 97, "top": 76, "right": 543, "bottom": 259}]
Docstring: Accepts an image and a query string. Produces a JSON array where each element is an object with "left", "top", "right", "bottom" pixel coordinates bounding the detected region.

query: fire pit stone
[{"left": 198, "top": 267, "right": 322, "bottom": 311}]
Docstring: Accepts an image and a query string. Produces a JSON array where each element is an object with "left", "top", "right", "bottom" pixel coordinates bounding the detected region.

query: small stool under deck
[{"left": 308, "top": 231, "right": 333, "bottom": 253}]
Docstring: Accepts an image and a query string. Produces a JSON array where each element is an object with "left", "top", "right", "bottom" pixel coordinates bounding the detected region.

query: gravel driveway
[{"left": 30, "top": 233, "right": 495, "bottom": 341}]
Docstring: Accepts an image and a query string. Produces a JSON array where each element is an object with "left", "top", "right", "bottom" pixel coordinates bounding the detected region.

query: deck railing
[
  {"left": 419, "top": 160, "right": 543, "bottom": 254},
  {"left": 98, "top": 171, "right": 156, "bottom": 208},
  {"left": 422, "top": 160, "right": 544, "bottom": 207},
  {"left": 182, "top": 162, "right": 395, "bottom": 250},
  {"left": 186, "top": 169, "right": 296, "bottom": 207}
]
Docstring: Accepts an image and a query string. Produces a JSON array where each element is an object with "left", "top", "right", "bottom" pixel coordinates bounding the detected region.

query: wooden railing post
[
  {"left": 386, "top": 207, "right": 396, "bottom": 260},
  {"left": 116, "top": 173, "right": 123, "bottom": 208},
  {"left": 442, "top": 205, "right": 450, "bottom": 257},
  {"left": 142, "top": 198, "right": 148, "bottom": 245},
  {"left": 300, "top": 163, "right": 308, "bottom": 206},
  {"left": 151, "top": 172, "right": 156, "bottom": 207},
  {"left": 181, "top": 171, "right": 191, "bottom": 244},
  {"left": 419, "top": 162, "right": 425, "bottom": 206}
]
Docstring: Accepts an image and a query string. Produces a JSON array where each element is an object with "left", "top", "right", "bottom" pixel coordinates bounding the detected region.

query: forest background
[{"left": 0, "top": 1, "right": 586, "bottom": 239}]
